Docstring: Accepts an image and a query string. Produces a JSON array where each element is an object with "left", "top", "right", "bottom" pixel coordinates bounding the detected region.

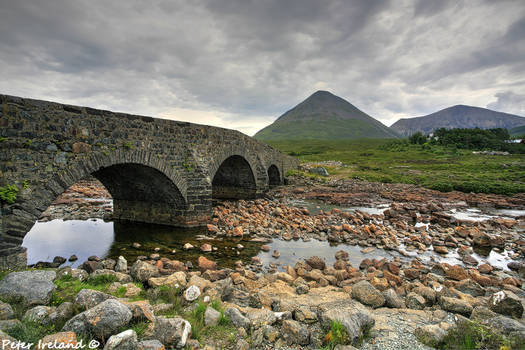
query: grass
[
  {"left": 51, "top": 274, "right": 120, "bottom": 306},
  {"left": 267, "top": 138, "right": 525, "bottom": 195},
  {"left": 438, "top": 320, "right": 525, "bottom": 350},
  {"left": 7, "top": 321, "right": 57, "bottom": 345},
  {"left": 322, "top": 320, "right": 350, "bottom": 349}
]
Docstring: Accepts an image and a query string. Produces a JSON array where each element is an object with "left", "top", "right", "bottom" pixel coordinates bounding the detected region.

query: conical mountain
[
  {"left": 254, "top": 91, "right": 399, "bottom": 140},
  {"left": 391, "top": 105, "right": 525, "bottom": 137}
]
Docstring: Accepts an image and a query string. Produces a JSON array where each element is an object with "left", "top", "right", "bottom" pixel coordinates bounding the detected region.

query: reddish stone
[
  {"left": 207, "top": 224, "right": 219, "bottom": 233},
  {"left": 445, "top": 265, "right": 468, "bottom": 281},
  {"left": 198, "top": 256, "right": 217, "bottom": 272},
  {"left": 233, "top": 226, "right": 244, "bottom": 237},
  {"left": 403, "top": 268, "right": 421, "bottom": 280}
]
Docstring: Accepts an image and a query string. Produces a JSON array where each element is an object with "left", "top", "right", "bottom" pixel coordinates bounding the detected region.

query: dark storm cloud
[{"left": 0, "top": 0, "right": 524, "bottom": 134}]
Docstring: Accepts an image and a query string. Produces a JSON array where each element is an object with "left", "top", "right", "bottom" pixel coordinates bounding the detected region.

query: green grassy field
[{"left": 267, "top": 139, "right": 525, "bottom": 195}]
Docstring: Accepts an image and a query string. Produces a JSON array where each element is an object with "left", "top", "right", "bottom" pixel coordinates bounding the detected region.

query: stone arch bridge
[{"left": 0, "top": 94, "right": 298, "bottom": 268}]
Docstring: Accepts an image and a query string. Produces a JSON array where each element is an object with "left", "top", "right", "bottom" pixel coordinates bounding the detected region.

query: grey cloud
[
  {"left": 0, "top": 0, "right": 524, "bottom": 135},
  {"left": 487, "top": 91, "right": 525, "bottom": 116}
]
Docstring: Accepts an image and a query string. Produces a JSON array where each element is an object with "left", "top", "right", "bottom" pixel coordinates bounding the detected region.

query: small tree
[{"left": 409, "top": 132, "right": 426, "bottom": 145}]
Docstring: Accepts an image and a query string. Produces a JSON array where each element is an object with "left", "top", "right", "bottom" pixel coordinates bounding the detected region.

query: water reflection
[{"left": 23, "top": 219, "right": 114, "bottom": 267}]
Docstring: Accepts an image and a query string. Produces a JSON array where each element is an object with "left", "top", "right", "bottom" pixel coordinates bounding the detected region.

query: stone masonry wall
[{"left": 0, "top": 94, "right": 299, "bottom": 269}]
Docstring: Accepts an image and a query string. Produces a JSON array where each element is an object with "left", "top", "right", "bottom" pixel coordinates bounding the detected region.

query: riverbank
[{"left": 10, "top": 174, "right": 524, "bottom": 349}]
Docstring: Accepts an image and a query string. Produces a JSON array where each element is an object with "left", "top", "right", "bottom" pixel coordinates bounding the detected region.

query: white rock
[{"left": 184, "top": 285, "right": 201, "bottom": 302}]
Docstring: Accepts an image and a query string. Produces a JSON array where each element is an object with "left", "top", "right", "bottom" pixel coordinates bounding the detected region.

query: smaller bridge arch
[{"left": 267, "top": 164, "right": 281, "bottom": 186}]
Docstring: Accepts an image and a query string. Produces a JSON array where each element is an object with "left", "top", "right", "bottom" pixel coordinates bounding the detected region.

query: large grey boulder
[
  {"left": 483, "top": 315, "right": 525, "bottom": 338},
  {"left": 74, "top": 289, "right": 115, "bottom": 310},
  {"left": 0, "top": 270, "right": 56, "bottom": 306},
  {"left": 318, "top": 299, "right": 375, "bottom": 344},
  {"left": 281, "top": 319, "right": 309, "bottom": 346},
  {"left": 245, "top": 308, "right": 277, "bottom": 328},
  {"left": 440, "top": 296, "right": 473, "bottom": 317},
  {"left": 62, "top": 299, "right": 132, "bottom": 338},
  {"left": 23, "top": 305, "right": 55, "bottom": 323},
  {"left": 204, "top": 306, "right": 220, "bottom": 326},
  {"left": 351, "top": 280, "right": 385, "bottom": 308},
  {"left": 488, "top": 290, "right": 524, "bottom": 319},
  {"left": 150, "top": 316, "right": 191, "bottom": 349},
  {"left": 225, "top": 307, "right": 250, "bottom": 330},
  {"left": 414, "top": 324, "right": 447, "bottom": 348},
  {"left": 130, "top": 261, "right": 159, "bottom": 282},
  {"left": 104, "top": 329, "right": 138, "bottom": 350}
]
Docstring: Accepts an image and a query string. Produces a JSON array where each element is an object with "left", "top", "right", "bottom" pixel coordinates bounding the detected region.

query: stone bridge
[{"left": 0, "top": 94, "right": 299, "bottom": 268}]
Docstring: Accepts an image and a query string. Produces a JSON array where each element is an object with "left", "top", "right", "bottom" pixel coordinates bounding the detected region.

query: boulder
[
  {"left": 115, "top": 256, "right": 128, "bottom": 273},
  {"left": 351, "top": 280, "right": 385, "bottom": 308},
  {"left": 137, "top": 340, "right": 165, "bottom": 350},
  {"left": 281, "top": 319, "right": 309, "bottom": 346},
  {"left": 455, "top": 279, "right": 485, "bottom": 297},
  {"left": 0, "top": 270, "right": 56, "bottom": 306},
  {"left": 305, "top": 256, "right": 326, "bottom": 270},
  {"left": 122, "top": 300, "right": 155, "bottom": 323},
  {"left": 440, "top": 296, "right": 473, "bottom": 316},
  {"left": 74, "top": 289, "right": 115, "bottom": 310},
  {"left": 383, "top": 289, "right": 404, "bottom": 308},
  {"left": 415, "top": 324, "right": 447, "bottom": 348},
  {"left": 104, "top": 329, "right": 138, "bottom": 350},
  {"left": 0, "top": 302, "right": 14, "bottom": 320},
  {"left": 148, "top": 272, "right": 187, "bottom": 288},
  {"left": 198, "top": 256, "right": 217, "bottom": 272},
  {"left": 188, "top": 275, "right": 211, "bottom": 292},
  {"left": 204, "top": 306, "right": 221, "bottom": 326},
  {"left": 406, "top": 292, "right": 426, "bottom": 310},
  {"left": 225, "top": 307, "right": 250, "bottom": 330},
  {"left": 318, "top": 299, "right": 375, "bottom": 344},
  {"left": 130, "top": 261, "right": 159, "bottom": 282},
  {"left": 62, "top": 299, "right": 132, "bottom": 338},
  {"left": 183, "top": 285, "right": 201, "bottom": 302},
  {"left": 488, "top": 290, "right": 524, "bottom": 318},
  {"left": 23, "top": 306, "right": 55, "bottom": 323},
  {"left": 246, "top": 308, "right": 277, "bottom": 328},
  {"left": 483, "top": 315, "right": 525, "bottom": 337},
  {"left": 151, "top": 316, "right": 191, "bottom": 349},
  {"left": 37, "top": 332, "right": 78, "bottom": 350}
]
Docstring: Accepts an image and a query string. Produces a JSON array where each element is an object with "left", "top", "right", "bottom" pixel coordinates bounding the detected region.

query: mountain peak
[
  {"left": 391, "top": 105, "right": 525, "bottom": 136},
  {"left": 254, "top": 91, "right": 399, "bottom": 141}
]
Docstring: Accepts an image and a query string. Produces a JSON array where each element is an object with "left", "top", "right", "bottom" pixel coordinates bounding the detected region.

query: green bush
[
  {"left": 323, "top": 321, "right": 350, "bottom": 349},
  {"left": 0, "top": 185, "right": 19, "bottom": 204},
  {"left": 409, "top": 132, "right": 427, "bottom": 145},
  {"left": 429, "top": 182, "right": 454, "bottom": 192}
]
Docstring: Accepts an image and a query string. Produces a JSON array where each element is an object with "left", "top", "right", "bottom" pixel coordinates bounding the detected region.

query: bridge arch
[
  {"left": 0, "top": 149, "right": 192, "bottom": 265},
  {"left": 267, "top": 164, "right": 281, "bottom": 186},
  {"left": 211, "top": 154, "right": 257, "bottom": 199}
]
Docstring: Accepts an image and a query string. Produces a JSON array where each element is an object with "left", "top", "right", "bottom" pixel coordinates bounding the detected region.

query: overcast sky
[{"left": 1, "top": 0, "right": 524, "bottom": 135}]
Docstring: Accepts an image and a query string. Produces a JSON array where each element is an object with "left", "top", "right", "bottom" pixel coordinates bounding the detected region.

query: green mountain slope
[
  {"left": 254, "top": 91, "right": 398, "bottom": 140},
  {"left": 509, "top": 125, "right": 525, "bottom": 137}
]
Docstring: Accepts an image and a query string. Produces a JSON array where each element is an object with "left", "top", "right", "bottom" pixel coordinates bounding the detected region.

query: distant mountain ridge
[
  {"left": 254, "top": 91, "right": 398, "bottom": 140},
  {"left": 391, "top": 105, "right": 525, "bottom": 137}
]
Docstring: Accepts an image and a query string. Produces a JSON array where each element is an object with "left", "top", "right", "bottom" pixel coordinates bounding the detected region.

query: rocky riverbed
[{"left": 9, "top": 174, "right": 525, "bottom": 349}]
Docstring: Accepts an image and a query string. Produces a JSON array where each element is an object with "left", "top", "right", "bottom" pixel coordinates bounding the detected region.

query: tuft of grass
[
  {"left": 123, "top": 141, "right": 133, "bottom": 149},
  {"left": 7, "top": 321, "right": 57, "bottom": 345},
  {"left": 323, "top": 321, "right": 350, "bottom": 350},
  {"left": 439, "top": 320, "right": 524, "bottom": 350},
  {"left": 51, "top": 274, "right": 115, "bottom": 306}
]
